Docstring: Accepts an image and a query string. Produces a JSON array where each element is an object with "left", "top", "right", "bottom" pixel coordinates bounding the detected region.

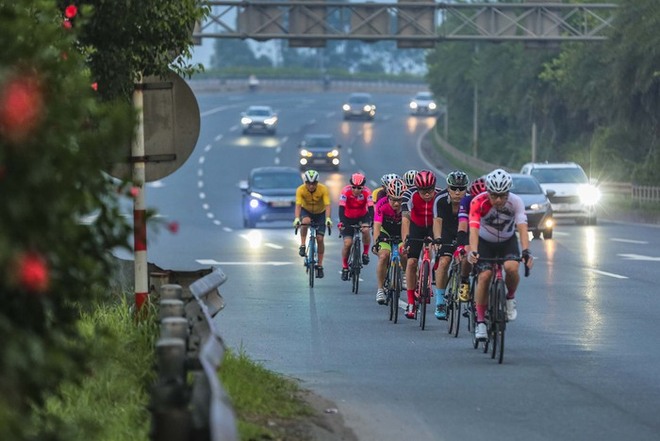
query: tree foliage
[
  {"left": 426, "top": 0, "right": 660, "bottom": 184},
  {"left": 1, "top": 1, "right": 206, "bottom": 439}
]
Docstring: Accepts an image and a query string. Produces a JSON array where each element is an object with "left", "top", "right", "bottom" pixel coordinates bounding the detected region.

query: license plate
[
  {"left": 271, "top": 201, "right": 291, "bottom": 207},
  {"left": 313, "top": 159, "right": 327, "bottom": 164}
]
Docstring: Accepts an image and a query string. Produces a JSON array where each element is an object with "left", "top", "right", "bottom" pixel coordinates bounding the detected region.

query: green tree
[{"left": 0, "top": 1, "right": 206, "bottom": 439}]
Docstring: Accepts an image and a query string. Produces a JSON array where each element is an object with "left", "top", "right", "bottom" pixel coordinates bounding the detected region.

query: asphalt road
[{"left": 121, "top": 90, "right": 660, "bottom": 441}]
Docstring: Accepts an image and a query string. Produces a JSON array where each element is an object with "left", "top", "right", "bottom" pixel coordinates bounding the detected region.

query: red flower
[
  {"left": 62, "top": 19, "right": 72, "bottom": 29},
  {"left": 65, "top": 5, "right": 78, "bottom": 18},
  {"left": 91, "top": 82, "right": 98, "bottom": 91},
  {"left": 129, "top": 186, "right": 139, "bottom": 198},
  {"left": 167, "top": 221, "right": 180, "bottom": 234},
  {"left": 0, "top": 74, "right": 44, "bottom": 143},
  {"left": 17, "top": 252, "right": 50, "bottom": 293}
]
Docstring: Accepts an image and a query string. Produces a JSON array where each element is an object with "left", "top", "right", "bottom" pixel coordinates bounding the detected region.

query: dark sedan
[
  {"left": 298, "top": 134, "right": 341, "bottom": 172},
  {"left": 510, "top": 173, "right": 555, "bottom": 239},
  {"left": 240, "top": 166, "right": 301, "bottom": 228}
]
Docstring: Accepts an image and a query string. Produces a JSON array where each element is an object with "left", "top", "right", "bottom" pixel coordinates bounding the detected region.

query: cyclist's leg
[
  {"left": 475, "top": 239, "right": 496, "bottom": 323},
  {"left": 376, "top": 240, "right": 391, "bottom": 290},
  {"left": 341, "top": 223, "right": 355, "bottom": 279},
  {"left": 501, "top": 236, "right": 521, "bottom": 320},
  {"left": 360, "top": 218, "right": 371, "bottom": 264},
  {"left": 311, "top": 212, "right": 326, "bottom": 267},
  {"left": 434, "top": 254, "right": 451, "bottom": 319}
]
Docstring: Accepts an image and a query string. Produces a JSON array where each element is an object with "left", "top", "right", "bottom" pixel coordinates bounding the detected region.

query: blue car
[{"left": 240, "top": 166, "right": 300, "bottom": 228}]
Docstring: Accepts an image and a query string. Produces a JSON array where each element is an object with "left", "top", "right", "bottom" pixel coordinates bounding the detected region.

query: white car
[
  {"left": 409, "top": 91, "right": 438, "bottom": 116},
  {"left": 241, "top": 105, "right": 278, "bottom": 135},
  {"left": 520, "top": 162, "right": 600, "bottom": 225}
]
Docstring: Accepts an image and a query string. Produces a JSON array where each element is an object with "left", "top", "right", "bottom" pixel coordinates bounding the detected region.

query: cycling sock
[
  {"left": 363, "top": 244, "right": 369, "bottom": 254},
  {"left": 407, "top": 289, "right": 415, "bottom": 304},
  {"left": 342, "top": 257, "right": 348, "bottom": 268},
  {"left": 434, "top": 288, "right": 445, "bottom": 305},
  {"left": 506, "top": 289, "right": 516, "bottom": 300},
  {"left": 476, "top": 304, "right": 487, "bottom": 322}
]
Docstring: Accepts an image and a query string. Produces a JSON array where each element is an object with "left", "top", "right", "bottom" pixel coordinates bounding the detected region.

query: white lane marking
[
  {"left": 591, "top": 269, "right": 628, "bottom": 279},
  {"left": 215, "top": 134, "right": 223, "bottom": 142},
  {"left": 204, "top": 144, "right": 212, "bottom": 152},
  {"left": 198, "top": 156, "right": 205, "bottom": 164},
  {"left": 197, "top": 180, "right": 204, "bottom": 188},
  {"left": 196, "top": 259, "right": 293, "bottom": 266},
  {"left": 206, "top": 212, "right": 214, "bottom": 219},
  {"left": 274, "top": 157, "right": 280, "bottom": 165},
  {"left": 197, "top": 169, "right": 203, "bottom": 177},
  {"left": 275, "top": 146, "right": 282, "bottom": 154},
  {"left": 265, "top": 243, "right": 284, "bottom": 250},
  {"left": 612, "top": 238, "right": 649, "bottom": 244},
  {"left": 213, "top": 220, "right": 222, "bottom": 225},
  {"left": 202, "top": 203, "right": 210, "bottom": 210},
  {"left": 199, "top": 192, "right": 206, "bottom": 199},
  {"left": 618, "top": 253, "right": 660, "bottom": 262},
  {"left": 200, "top": 106, "right": 231, "bottom": 117},
  {"left": 222, "top": 227, "right": 232, "bottom": 232},
  {"left": 147, "top": 181, "right": 165, "bottom": 188}
]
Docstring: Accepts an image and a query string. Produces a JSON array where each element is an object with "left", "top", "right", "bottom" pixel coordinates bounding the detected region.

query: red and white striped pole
[{"left": 132, "top": 75, "right": 149, "bottom": 312}]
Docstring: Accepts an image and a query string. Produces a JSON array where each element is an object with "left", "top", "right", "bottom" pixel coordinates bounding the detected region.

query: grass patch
[
  {"left": 34, "top": 296, "right": 156, "bottom": 441},
  {"left": 220, "top": 349, "right": 313, "bottom": 440}
]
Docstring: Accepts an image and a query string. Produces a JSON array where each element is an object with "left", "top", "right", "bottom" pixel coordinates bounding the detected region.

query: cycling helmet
[
  {"left": 303, "top": 169, "right": 319, "bottom": 183},
  {"left": 469, "top": 177, "right": 487, "bottom": 196},
  {"left": 414, "top": 170, "right": 436, "bottom": 189},
  {"left": 380, "top": 173, "right": 400, "bottom": 187},
  {"left": 446, "top": 170, "right": 469, "bottom": 188},
  {"left": 485, "top": 169, "right": 513, "bottom": 193},
  {"left": 350, "top": 172, "right": 366, "bottom": 187},
  {"left": 403, "top": 169, "right": 418, "bottom": 187},
  {"left": 387, "top": 178, "right": 407, "bottom": 198}
]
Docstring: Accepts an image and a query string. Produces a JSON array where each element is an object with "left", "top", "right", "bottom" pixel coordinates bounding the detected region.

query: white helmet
[
  {"left": 303, "top": 169, "right": 319, "bottom": 183},
  {"left": 485, "top": 169, "right": 512, "bottom": 193},
  {"left": 380, "top": 173, "right": 400, "bottom": 187},
  {"left": 403, "top": 169, "right": 418, "bottom": 187}
]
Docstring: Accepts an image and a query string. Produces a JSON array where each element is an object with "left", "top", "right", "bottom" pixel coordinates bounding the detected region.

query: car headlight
[
  {"left": 327, "top": 149, "right": 339, "bottom": 158},
  {"left": 241, "top": 117, "right": 252, "bottom": 125},
  {"left": 429, "top": 102, "right": 437, "bottom": 110},
  {"left": 410, "top": 102, "right": 418, "bottom": 109},
  {"left": 300, "top": 149, "right": 312, "bottom": 157},
  {"left": 578, "top": 184, "right": 601, "bottom": 206},
  {"left": 342, "top": 104, "right": 350, "bottom": 111},
  {"left": 363, "top": 105, "right": 373, "bottom": 112},
  {"left": 264, "top": 117, "right": 277, "bottom": 126}
]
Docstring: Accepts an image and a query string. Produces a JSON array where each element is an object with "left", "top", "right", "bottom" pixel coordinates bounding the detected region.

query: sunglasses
[
  {"left": 351, "top": 185, "right": 363, "bottom": 190},
  {"left": 449, "top": 185, "right": 467, "bottom": 192},
  {"left": 418, "top": 187, "right": 435, "bottom": 194},
  {"left": 306, "top": 181, "right": 318, "bottom": 185},
  {"left": 388, "top": 197, "right": 403, "bottom": 203},
  {"left": 489, "top": 192, "right": 509, "bottom": 199}
]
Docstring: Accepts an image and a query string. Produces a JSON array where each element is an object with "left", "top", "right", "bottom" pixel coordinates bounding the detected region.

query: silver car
[
  {"left": 241, "top": 105, "right": 278, "bottom": 135},
  {"left": 409, "top": 91, "right": 438, "bottom": 115},
  {"left": 510, "top": 173, "right": 554, "bottom": 239}
]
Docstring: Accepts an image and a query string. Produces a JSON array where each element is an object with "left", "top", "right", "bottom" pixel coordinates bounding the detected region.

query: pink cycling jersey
[
  {"left": 374, "top": 196, "right": 401, "bottom": 223},
  {"left": 339, "top": 184, "right": 373, "bottom": 218},
  {"left": 468, "top": 192, "right": 527, "bottom": 242}
]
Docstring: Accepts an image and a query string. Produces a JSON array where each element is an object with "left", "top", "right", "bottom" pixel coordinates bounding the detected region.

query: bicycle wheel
[
  {"left": 419, "top": 260, "right": 430, "bottom": 330},
  {"left": 384, "top": 266, "right": 393, "bottom": 321},
  {"left": 307, "top": 237, "right": 316, "bottom": 288},
  {"left": 446, "top": 267, "right": 459, "bottom": 335},
  {"left": 392, "top": 263, "right": 401, "bottom": 324},
  {"left": 351, "top": 237, "right": 361, "bottom": 294},
  {"left": 494, "top": 280, "right": 507, "bottom": 363}
]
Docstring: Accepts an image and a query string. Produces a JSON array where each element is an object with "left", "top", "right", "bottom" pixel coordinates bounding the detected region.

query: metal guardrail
[
  {"left": 151, "top": 268, "right": 238, "bottom": 441},
  {"left": 600, "top": 181, "right": 660, "bottom": 203}
]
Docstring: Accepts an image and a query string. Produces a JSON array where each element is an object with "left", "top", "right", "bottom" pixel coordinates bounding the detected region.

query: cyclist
[
  {"left": 467, "top": 169, "right": 533, "bottom": 340},
  {"left": 372, "top": 178, "right": 408, "bottom": 304},
  {"left": 403, "top": 169, "right": 418, "bottom": 191},
  {"left": 338, "top": 172, "right": 374, "bottom": 281},
  {"left": 454, "top": 176, "right": 487, "bottom": 302},
  {"left": 432, "top": 170, "right": 469, "bottom": 320},
  {"left": 401, "top": 170, "right": 440, "bottom": 319},
  {"left": 372, "top": 173, "right": 400, "bottom": 203},
  {"left": 293, "top": 170, "right": 332, "bottom": 278}
]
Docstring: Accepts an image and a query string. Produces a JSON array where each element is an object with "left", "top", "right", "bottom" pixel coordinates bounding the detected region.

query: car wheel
[{"left": 543, "top": 229, "right": 553, "bottom": 240}]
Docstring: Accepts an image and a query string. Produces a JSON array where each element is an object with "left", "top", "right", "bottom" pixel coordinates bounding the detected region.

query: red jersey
[
  {"left": 339, "top": 184, "right": 373, "bottom": 218},
  {"left": 402, "top": 189, "right": 438, "bottom": 228}
]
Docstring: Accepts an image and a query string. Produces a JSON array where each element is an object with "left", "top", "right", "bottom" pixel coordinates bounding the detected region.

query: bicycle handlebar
[{"left": 294, "top": 222, "right": 332, "bottom": 236}]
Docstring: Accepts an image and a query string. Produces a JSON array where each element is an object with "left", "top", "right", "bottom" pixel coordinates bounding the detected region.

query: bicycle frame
[
  {"left": 344, "top": 223, "right": 365, "bottom": 294},
  {"left": 446, "top": 249, "right": 464, "bottom": 337},
  {"left": 295, "top": 221, "right": 330, "bottom": 288},
  {"left": 381, "top": 236, "right": 402, "bottom": 323},
  {"left": 407, "top": 237, "right": 436, "bottom": 330}
]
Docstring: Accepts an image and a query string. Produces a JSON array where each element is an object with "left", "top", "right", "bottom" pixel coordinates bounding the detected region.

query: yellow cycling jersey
[
  {"left": 296, "top": 183, "right": 330, "bottom": 214},
  {"left": 372, "top": 187, "right": 386, "bottom": 203}
]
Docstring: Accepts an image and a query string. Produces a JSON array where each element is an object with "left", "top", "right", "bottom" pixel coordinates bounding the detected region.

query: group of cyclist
[{"left": 293, "top": 167, "right": 533, "bottom": 341}]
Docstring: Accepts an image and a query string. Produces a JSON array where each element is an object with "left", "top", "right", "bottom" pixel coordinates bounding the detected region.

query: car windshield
[
  {"left": 252, "top": 172, "right": 300, "bottom": 189},
  {"left": 511, "top": 177, "right": 543, "bottom": 194},
  {"left": 349, "top": 95, "right": 370, "bottom": 104},
  {"left": 247, "top": 108, "right": 272, "bottom": 116},
  {"left": 530, "top": 167, "right": 588, "bottom": 184},
  {"left": 305, "top": 137, "right": 335, "bottom": 148},
  {"left": 416, "top": 93, "right": 432, "bottom": 100}
]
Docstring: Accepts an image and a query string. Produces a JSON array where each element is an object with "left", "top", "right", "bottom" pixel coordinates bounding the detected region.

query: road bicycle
[
  {"left": 295, "top": 221, "right": 331, "bottom": 288},
  {"left": 406, "top": 237, "right": 437, "bottom": 330},
  {"left": 380, "top": 235, "right": 403, "bottom": 323},
  {"left": 473, "top": 256, "right": 528, "bottom": 364},
  {"left": 342, "top": 223, "right": 367, "bottom": 294},
  {"left": 445, "top": 247, "right": 467, "bottom": 338}
]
